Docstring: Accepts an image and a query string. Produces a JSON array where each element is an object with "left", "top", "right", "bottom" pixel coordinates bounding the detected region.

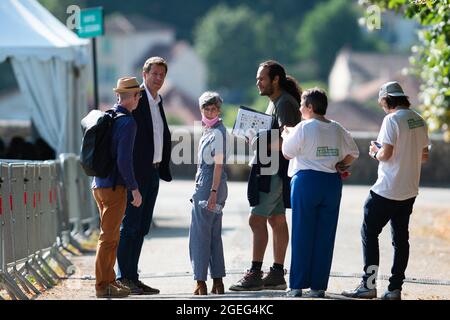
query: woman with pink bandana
[{"left": 189, "top": 91, "right": 229, "bottom": 296}]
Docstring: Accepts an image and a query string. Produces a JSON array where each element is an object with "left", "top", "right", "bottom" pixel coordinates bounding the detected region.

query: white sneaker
[{"left": 342, "top": 282, "right": 377, "bottom": 299}]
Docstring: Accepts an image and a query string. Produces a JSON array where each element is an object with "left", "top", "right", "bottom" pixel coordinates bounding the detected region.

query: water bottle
[{"left": 198, "top": 200, "right": 223, "bottom": 214}]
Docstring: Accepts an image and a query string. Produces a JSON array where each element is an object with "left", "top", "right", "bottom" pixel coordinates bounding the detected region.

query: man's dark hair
[
  {"left": 260, "top": 60, "right": 302, "bottom": 104},
  {"left": 302, "top": 87, "right": 328, "bottom": 115},
  {"left": 143, "top": 56, "right": 168, "bottom": 74},
  {"left": 383, "top": 96, "right": 411, "bottom": 109}
]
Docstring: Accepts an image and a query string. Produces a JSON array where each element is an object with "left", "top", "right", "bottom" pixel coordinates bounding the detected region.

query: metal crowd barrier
[
  {"left": 0, "top": 154, "right": 98, "bottom": 300},
  {"left": 58, "top": 154, "right": 98, "bottom": 252}
]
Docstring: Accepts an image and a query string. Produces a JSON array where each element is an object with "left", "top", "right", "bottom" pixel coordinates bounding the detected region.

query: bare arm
[
  {"left": 335, "top": 154, "right": 356, "bottom": 174},
  {"left": 281, "top": 126, "right": 294, "bottom": 160},
  {"left": 369, "top": 142, "right": 393, "bottom": 162},
  {"left": 342, "top": 154, "right": 356, "bottom": 166}
]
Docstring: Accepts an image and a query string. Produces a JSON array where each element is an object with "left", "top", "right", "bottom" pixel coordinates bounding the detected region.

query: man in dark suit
[{"left": 116, "top": 57, "right": 172, "bottom": 295}]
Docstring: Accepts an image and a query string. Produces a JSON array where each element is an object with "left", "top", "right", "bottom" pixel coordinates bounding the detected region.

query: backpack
[{"left": 80, "top": 109, "right": 128, "bottom": 177}]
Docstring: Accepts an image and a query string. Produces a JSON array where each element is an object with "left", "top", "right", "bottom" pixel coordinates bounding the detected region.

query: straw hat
[{"left": 113, "top": 77, "right": 144, "bottom": 93}]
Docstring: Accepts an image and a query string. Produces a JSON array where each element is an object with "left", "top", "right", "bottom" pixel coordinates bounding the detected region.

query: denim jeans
[{"left": 361, "top": 190, "right": 416, "bottom": 291}]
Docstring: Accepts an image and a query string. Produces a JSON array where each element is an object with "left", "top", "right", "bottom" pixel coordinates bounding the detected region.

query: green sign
[
  {"left": 78, "top": 7, "right": 104, "bottom": 38},
  {"left": 316, "top": 146, "right": 339, "bottom": 157}
]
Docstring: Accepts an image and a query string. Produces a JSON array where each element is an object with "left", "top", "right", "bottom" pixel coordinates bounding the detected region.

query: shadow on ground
[
  {"left": 147, "top": 226, "right": 235, "bottom": 238},
  {"left": 126, "top": 291, "right": 358, "bottom": 300}
]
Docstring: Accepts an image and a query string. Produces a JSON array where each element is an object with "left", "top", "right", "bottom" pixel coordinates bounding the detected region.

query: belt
[{"left": 152, "top": 162, "right": 160, "bottom": 169}]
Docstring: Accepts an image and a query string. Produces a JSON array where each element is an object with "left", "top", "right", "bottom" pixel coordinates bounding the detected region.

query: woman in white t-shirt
[{"left": 281, "top": 88, "right": 359, "bottom": 298}]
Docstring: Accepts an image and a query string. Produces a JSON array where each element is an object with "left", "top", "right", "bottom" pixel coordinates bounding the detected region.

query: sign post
[{"left": 77, "top": 7, "right": 104, "bottom": 110}]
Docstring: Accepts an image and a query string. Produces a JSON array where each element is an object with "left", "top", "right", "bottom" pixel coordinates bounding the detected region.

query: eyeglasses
[{"left": 202, "top": 106, "right": 218, "bottom": 112}]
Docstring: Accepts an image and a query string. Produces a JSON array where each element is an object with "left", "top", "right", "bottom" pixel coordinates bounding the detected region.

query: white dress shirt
[{"left": 144, "top": 83, "right": 164, "bottom": 163}]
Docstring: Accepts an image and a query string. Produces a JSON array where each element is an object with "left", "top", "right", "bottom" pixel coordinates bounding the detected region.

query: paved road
[
  {"left": 38, "top": 181, "right": 450, "bottom": 300},
  {"left": 138, "top": 181, "right": 450, "bottom": 299}
]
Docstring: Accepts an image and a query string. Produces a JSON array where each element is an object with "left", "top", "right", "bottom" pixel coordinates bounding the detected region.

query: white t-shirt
[
  {"left": 282, "top": 119, "right": 359, "bottom": 177},
  {"left": 371, "top": 109, "right": 429, "bottom": 201}
]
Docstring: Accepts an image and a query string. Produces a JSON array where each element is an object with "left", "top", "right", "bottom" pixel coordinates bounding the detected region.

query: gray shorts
[{"left": 251, "top": 174, "right": 286, "bottom": 217}]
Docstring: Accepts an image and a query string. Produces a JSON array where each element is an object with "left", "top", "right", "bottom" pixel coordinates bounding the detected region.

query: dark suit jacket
[{"left": 132, "top": 86, "right": 172, "bottom": 186}]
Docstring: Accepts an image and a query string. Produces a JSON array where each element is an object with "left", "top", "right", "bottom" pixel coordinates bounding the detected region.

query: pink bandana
[{"left": 202, "top": 115, "right": 220, "bottom": 128}]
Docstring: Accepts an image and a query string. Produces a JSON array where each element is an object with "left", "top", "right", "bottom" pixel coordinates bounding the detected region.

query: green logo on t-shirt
[
  {"left": 316, "top": 146, "right": 339, "bottom": 157},
  {"left": 407, "top": 118, "right": 425, "bottom": 129}
]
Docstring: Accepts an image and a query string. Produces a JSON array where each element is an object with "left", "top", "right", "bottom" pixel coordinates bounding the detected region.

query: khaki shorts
[{"left": 251, "top": 174, "right": 286, "bottom": 217}]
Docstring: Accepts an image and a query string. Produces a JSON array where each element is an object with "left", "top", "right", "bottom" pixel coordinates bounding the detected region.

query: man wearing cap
[
  {"left": 342, "top": 81, "right": 429, "bottom": 300},
  {"left": 116, "top": 57, "right": 172, "bottom": 295},
  {"left": 92, "top": 77, "right": 143, "bottom": 298}
]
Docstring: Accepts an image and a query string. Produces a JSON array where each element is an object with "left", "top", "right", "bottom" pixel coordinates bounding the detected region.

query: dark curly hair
[{"left": 259, "top": 60, "right": 302, "bottom": 104}]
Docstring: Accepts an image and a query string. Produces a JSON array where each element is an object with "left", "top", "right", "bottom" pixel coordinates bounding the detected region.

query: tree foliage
[
  {"left": 38, "top": 0, "right": 86, "bottom": 21},
  {"left": 225, "top": 0, "right": 326, "bottom": 64},
  {"left": 81, "top": 0, "right": 323, "bottom": 45},
  {"left": 361, "top": 0, "right": 450, "bottom": 140},
  {"left": 296, "top": 0, "right": 381, "bottom": 80},
  {"left": 194, "top": 4, "right": 273, "bottom": 100}
]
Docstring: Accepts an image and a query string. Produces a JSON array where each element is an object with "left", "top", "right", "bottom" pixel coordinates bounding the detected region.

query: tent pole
[{"left": 92, "top": 38, "right": 99, "bottom": 110}]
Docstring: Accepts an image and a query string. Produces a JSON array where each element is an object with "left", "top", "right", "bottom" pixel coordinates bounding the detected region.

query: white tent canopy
[{"left": 0, "top": 0, "right": 90, "bottom": 155}]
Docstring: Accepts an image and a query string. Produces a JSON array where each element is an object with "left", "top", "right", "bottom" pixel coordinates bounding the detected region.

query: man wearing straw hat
[
  {"left": 92, "top": 77, "right": 143, "bottom": 298},
  {"left": 116, "top": 56, "right": 172, "bottom": 295}
]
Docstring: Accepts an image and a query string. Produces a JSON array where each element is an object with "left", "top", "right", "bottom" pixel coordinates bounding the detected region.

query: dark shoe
[
  {"left": 381, "top": 289, "right": 401, "bottom": 300},
  {"left": 304, "top": 289, "right": 326, "bottom": 298},
  {"left": 342, "top": 282, "right": 377, "bottom": 299},
  {"left": 116, "top": 278, "right": 144, "bottom": 295},
  {"left": 113, "top": 281, "right": 131, "bottom": 295},
  {"left": 262, "top": 267, "right": 287, "bottom": 290},
  {"left": 229, "top": 270, "right": 263, "bottom": 291},
  {"left": 211, "top": 278, "right": 225, "bottom": 294},
  {"left": 194, "top": 281, "right": 207, "bottom": 295},
  {"left": 135, "top": 280, "right": 160, "bottom": 295},
  {"left": 96, "top": 283, "right": 129, "bottom": 298},
  {"left": 286, "top": 289, "right": 302, "bottom": 297}
]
